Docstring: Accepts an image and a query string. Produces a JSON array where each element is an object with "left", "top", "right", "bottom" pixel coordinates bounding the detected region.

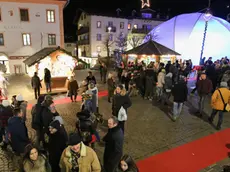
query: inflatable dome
[{"left": 143, "top": 12, "right": 230, "bottom": 65}]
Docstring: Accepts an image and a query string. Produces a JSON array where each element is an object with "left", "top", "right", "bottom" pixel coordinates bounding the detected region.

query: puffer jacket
[
  {"left": 211, "top": 87, "right": 230, "bottom": 110},
  {"left": 157, "top": 72, "right": 165, "bottom": 88}
]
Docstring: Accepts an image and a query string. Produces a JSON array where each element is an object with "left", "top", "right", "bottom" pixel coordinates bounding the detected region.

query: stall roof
[
  {"left": 124, "top": 40, "right": 180, "bottom": 56},
  {"left": 23, "top": 46, "right": 76, "bottom": 67}
]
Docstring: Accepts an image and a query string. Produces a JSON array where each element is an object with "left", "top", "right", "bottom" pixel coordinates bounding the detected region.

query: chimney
[{"left": 116, "top": 8, "right": 121, "bottom": 16}]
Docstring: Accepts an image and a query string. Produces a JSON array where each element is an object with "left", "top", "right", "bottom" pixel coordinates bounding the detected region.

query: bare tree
[
  {"left": 103, "top": 35, "right": 114, "bottom": 57},
  {"left": 128, "top": 36, "right": 142, "bottom": 49}
]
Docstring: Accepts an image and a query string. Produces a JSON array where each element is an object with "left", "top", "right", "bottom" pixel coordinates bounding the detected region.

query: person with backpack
[{"left": 208, "top": 82, "right": 230, "bottom": 130}]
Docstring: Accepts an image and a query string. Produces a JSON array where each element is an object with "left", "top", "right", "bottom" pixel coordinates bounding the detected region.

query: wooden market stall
[
  {"left": 124, "top": 40, "right": 180, "bottom": 65},
  {"left": 23, "top": 46, "right": 77, "bottom": 93}
]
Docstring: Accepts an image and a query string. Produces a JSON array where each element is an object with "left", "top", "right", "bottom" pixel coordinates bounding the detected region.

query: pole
[{"left": 199, "top": 21, "right": 208, "bottom": 65}]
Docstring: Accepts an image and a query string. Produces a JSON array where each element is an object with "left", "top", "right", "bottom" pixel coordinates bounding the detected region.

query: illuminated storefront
[{"left": 24, "top": 47, "right": 76, "bottom": 91}]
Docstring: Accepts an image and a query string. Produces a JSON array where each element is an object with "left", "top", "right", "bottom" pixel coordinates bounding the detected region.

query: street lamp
[
  {"left": 108, "top": 26, "right": 112, "bottom": 33},
  {"left": 199, "top": 1, "right": 212, "bottom": 65}
]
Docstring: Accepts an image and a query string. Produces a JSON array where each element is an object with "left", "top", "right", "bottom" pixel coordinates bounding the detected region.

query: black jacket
[
  {"left": 8, "top": 116, "right": 29, "bottom": 153},
  {"left": 112, "top": 94, "right": 132, "bottom": 117},
  {"left": 103, "top": 125, "right": 124, "bottom": 172},
  {"left": 172, "top": 81, "right": 188, "bottom": 103},
  {"left": 44, "top": 70, "right": 51, "bottom": 83},
  {"left": 48, "top": 126, "right": 67, "bottom": 172}
]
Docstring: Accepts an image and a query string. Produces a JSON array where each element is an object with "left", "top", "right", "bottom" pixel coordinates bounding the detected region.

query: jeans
[
  {"left": 156, "top": 87, "right": 163, "bottom": 100},
  {"left": 119, "top": 121, "right": 125, "bottom": 133},
  {"left": 210, "top": 109, "right": 224, "bottom": 127},
  {"left": 198, "top": 95, "right": 207, "bottom": 113},
  {"left": 173, "top": 102, "right": 183, "bottom": 117},
  {"left": 45, "top": 82, "right": 51, "bottom": 92}
]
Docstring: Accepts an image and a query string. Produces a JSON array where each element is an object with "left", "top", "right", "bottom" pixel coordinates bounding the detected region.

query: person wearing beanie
[
  {"left": 209, "top": 81, "right": 230, "bottom": 130},
  {"left": 59, "top": 133, "right": 101, "bottom": 172},
  {"left": 112, "top": 84, "right": 132, "bottom": 133},
  {"left": 48, "top": 120, "right": 67, "bottom": 172},
  {"left": 15, "top": 94, "right": 28, "bottom": 121}
]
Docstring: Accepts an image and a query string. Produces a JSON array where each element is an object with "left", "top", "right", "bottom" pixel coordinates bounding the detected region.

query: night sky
[{"left": 63, "top": 0, "right": 230, "bottom": 41}]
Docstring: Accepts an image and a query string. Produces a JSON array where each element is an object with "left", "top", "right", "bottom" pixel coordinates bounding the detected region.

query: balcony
[
  {"left": 105, "top": 26, "right": 116, "bottom": 32},
  {"left": 77, "top": 26, "right": 89, "bottom": 35},
  {"left": 77, "top": 39, "right": 89, "bottom": 45},
  {"left": 131, "top": 28, "right": 151, "bottom": 34}
]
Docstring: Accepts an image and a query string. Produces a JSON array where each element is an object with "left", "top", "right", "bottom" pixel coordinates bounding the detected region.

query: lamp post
[{"left": 199, "top": 0, "right": 212, "bottom": 65}]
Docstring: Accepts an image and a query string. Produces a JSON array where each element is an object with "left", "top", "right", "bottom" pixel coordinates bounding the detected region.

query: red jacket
[{"left": 196, "top": 79, "right": 213, "bottom": 95}]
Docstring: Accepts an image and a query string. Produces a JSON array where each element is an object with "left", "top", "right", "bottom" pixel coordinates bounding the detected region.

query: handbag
[
  {"left": 118, "top": 106, "right": 127, "bottom": 121},
  {"left": 217, "top": 89, "right": 230, "bottom": 112}
]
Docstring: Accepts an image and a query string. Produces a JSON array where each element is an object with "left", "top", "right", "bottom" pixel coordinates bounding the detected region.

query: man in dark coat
[
  {"left": 31, "top": 72, "right": 42, "bottom": 99},
  {"left": 172, "top": 76, "right": 188, "bottom": 121},
  {"left": 7, "top": 108, "right": 29, "bottom": 154},
  {"left": 44, "top": 68, "right": 51, "bottom": 93},
  {"left": 31, "top": 95, "right": 45, "bottom": 147},
  {"left": 103, "top": 116, "right": 124, "bottom": 172}
]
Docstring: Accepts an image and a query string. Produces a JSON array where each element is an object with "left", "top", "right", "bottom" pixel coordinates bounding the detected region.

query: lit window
[
  {"left": 128, "top": 23, "right": 131, "bottom": 30},
  {"left": 97, "top": 21, "right": 101, "bottom": 28},
  {"left": 20, "top": 9, "right": 29, "bottom": 22},
  {"left": 97, "top": 34, "right": 101, "bottom": 41},
  {"left": 133, "top": 24, "right": 138, "bottom": 29},
  {"left": 120, "top": 22, "right": 124, "bottom": 29},
  {"left": 109, "top": 34, "right": 113, "bottom": 41},
  {"left": 142, "top": 13, "right": 152, "bottom": 19},
  {"left": 0, "top": 33, "right": 4, "bottom": 46},
  {"left": 46, "top": 10, "right": 55, "bottom": 23},
  {"left": 22, "top": 33, "right": 31, "bottom": 46},
  {"left": 48, "top": 34, "right": 56, "bottom": 45}
]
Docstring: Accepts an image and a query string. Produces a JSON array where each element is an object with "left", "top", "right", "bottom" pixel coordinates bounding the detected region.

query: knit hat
[
  {"left": 68, "top": 133, "right": 82, "bottom": 146},
  {"left": 49, "top": 120, "right": 61, "bottom": 130},
  {"left": 2, "top": 100, "right": 10, "bottom": 107},
  {"left": 220, "top": 82, "right": 228, "bottom": 88},
  {"left": 16, "top": 94, "right": 23, "bottom": 101},
  {"left": 45, "top": 95, "right": 53, "bottom": 101}
]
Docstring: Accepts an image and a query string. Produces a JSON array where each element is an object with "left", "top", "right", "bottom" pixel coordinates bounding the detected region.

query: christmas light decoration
[{"left": 141, "top": 0, "right": 150, "bottom": 8}]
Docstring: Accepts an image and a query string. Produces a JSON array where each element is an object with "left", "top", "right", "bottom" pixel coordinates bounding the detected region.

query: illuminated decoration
[
  {"left": 141, "top": 0, "right": 150, "bottom": 9},
  {"left": 27, "top": 54, "right": 76, "bottom": 78},
  {"left": 143, "top": 12, "right": 230, "bottom": 65}
]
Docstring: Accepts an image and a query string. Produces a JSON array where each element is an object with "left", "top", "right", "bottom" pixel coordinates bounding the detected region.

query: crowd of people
[{"left": 1, "top": 57, "right": 230, "bottom": 171}]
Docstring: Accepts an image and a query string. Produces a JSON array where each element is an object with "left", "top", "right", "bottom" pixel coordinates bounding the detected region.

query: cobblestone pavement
[{"left": 1, "top": 72, "right": 230, "bottom": 171}]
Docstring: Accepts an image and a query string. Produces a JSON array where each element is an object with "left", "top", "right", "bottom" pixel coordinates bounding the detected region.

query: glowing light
[
  {"left": 143, "top": 12, "right": 230, "bottom": 65},
  {"left": 141, "top": 0, "right": 150, "bottom": 8},
  {"left": 108, "top": 27, "right": 112, "bottom": 32}
]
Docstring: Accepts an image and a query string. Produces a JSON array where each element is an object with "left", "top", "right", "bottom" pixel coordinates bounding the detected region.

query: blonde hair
[
  {"left": 108, "top": 73, "right": 113, "bottom": 79},
  {"left": 114, "top": 87, "right": 127, "bottom": 96}
]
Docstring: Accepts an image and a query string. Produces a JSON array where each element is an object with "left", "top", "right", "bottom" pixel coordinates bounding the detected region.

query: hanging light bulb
[{"left": 204, "top": 8, "right": 212, "bottom": 21}]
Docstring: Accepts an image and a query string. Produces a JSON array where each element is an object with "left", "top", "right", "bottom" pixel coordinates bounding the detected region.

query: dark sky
[{"left": 63, "top": 0, "right": 230, "bottom": 40}]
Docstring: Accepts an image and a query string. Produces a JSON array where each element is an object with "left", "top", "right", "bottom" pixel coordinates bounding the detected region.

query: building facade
[
  {"left": 0, "top": 0, "right": 67, "bottom": 74},
  {"left": 75, "top": 8, "right": 166, "bottom": 59}
]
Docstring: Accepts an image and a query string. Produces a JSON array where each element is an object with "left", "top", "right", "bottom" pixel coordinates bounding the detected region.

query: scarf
[{"left": 70, "top": 149, "right": 80, "bottom": 172}]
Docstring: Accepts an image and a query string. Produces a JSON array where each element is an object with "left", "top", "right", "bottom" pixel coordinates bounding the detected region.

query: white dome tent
[{"left": 143, "top": 12, "right": 230, "bottom": 65}]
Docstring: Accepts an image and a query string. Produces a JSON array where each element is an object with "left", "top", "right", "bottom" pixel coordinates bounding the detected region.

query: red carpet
[
  {"left": 27, "top": 90, "right": 108, "bottom": 110},
  {"left": 137, "top": 128, "right": 230, "bottom": 172}
]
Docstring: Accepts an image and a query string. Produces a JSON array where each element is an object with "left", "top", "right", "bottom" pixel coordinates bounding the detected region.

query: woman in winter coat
[
  {"left": 48, "top": 120, "right": 68, "bottom": 172},
  {"left": 112, "top": 84, "right": 132, "bottom": 133},
  {"left": 68, "top": 76, "right": 79, "bottom": 102},
  {"left": 116, "top": 154, "right": 139, "bottom": 172},
  {"left": 107, "top": 73, "right": 115, "bottom": 103},
  {"left": 22, "top": 144, "right": 51, "bottom": 172},
  {"left": 156, "top": 69, "right": 166, "bottom": 101}
]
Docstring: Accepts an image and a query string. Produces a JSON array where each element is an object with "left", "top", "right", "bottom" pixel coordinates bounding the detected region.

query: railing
[
  {"left": 77, "top": 39, "right": 89, "bottom": 45},
  {"left": 77, "top": 26, "right": 89, "bottom": 35},
  {"left": 131, "top": 28, "right": 151, "bottom": 34},
  {"left": 105, "top": 26, "right": 116, "bottom": 32}
]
